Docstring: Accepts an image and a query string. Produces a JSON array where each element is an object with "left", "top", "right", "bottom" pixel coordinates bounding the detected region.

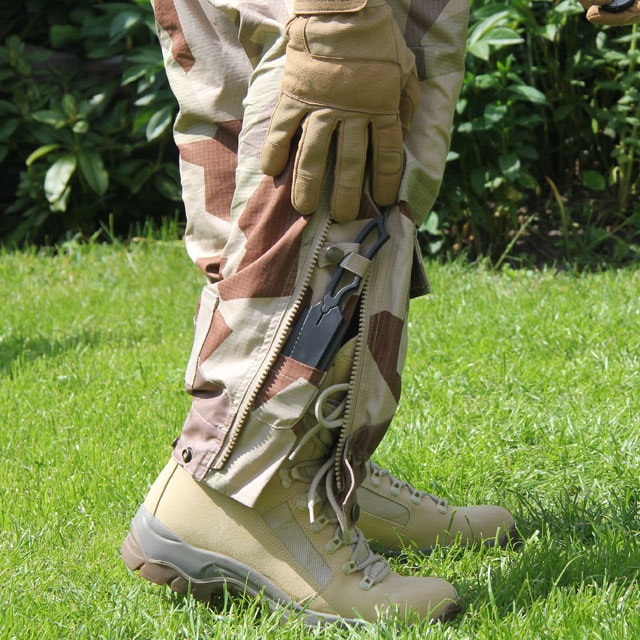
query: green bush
[
  {"left": 0, "top": 0, "right": 181, "bottom": 245},
  {"left": 2, "top": 0, "right": 639, "bottom": 267},
  {"left": 425, "top": 0, "right": 640, "bottom": 267}
]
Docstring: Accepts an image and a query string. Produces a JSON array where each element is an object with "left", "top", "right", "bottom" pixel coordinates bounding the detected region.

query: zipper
[
  {"left": 213, "top": 214, "right": 333, "bottom": 470},
  {"left": 333, "top": 275, "right": 370, "bottom": 491}
]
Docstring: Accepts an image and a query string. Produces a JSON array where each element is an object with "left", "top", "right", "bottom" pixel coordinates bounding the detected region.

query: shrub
[
  {"left": 425, "top": 0, "right": 640, "bottom": 267},
  {"left": 2, "top": 0, "right": 639, "bottom": 267},
  {"left": 0, "top": 0, "right": 181, "bottom": 245}
]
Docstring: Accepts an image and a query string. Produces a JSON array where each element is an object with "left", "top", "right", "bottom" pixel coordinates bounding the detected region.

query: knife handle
[{"left": 321, "top": 215, "right": 390, "bottom": 311}]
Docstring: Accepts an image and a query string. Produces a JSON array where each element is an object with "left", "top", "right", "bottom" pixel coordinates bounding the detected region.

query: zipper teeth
[
  {"left": 215, "top": 216, "right": 333, "bottom": 469},
  {"left": 333, "top": 277, "right": 369, "bottom": 491}
]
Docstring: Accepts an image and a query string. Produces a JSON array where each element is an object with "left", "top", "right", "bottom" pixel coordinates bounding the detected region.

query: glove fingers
[
  {"left": 291, "top": 109, "right": 337, "bottom": 216},
  {"left": 261, "top": 94, "right": 307, "bottom": 178},
  {"left": 331, "top": 116, "right": 368, "bottom": 223},
  {"left": 371, "top": 118, "right": 404, "bottom": 208}
]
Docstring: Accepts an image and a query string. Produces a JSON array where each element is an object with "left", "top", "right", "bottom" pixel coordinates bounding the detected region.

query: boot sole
[{"left": 121, "top": 505, "right": 459, "bottom": 627}]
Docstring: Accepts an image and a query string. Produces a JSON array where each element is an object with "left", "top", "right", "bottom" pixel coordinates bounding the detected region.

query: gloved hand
[
  {"left": 579, "top": 0, "right": 640, "bottom": 25},
  {"left": 260, "top": 0, "right": 421, "bottom": 223}
]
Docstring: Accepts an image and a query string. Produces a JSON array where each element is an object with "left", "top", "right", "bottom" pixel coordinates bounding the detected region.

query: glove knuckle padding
[{"left": 283, "top": 12, "right": 403, "bottom": 114}]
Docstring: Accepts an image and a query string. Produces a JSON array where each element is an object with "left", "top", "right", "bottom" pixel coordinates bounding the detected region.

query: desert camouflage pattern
[{"left": 152, "top": 0, "right": 469, "bottom": 518}]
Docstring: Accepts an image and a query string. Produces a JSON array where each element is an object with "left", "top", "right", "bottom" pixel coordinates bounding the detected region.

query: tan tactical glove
[
  {"left": 579, "top": 0, "right": 640, "bottom": 25},
  {"left": 260, "top": 0, "right": 421, "bottom": 223}
]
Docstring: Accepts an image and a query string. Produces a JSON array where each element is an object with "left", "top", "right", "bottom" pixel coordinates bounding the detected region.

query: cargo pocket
[
  {"left": 184, "top": 285, "right": 220, "bottom": 390},
  {"left": 200, "top": 354, "right": 327, "bottom": 506},
  {"left": 252, "top": 354, "right": 325, "bottom": 429}
]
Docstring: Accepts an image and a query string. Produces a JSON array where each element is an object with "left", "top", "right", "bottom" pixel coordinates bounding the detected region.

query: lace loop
[{"left": 287, "top": 383, "right": 349, "bottom": 462}]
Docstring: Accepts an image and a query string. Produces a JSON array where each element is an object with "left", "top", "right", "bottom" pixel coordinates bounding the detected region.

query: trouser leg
[{"left": 154, "top": 0, "right": 471, "bottom": 518}]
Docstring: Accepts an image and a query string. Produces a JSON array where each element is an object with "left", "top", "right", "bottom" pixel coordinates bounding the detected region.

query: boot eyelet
[
  {"left": 181, "top": 447, "right": 192, "bottom": 463},
  {"left": 310, "top": 515, "right": 329, "bottom": 533},
  {"left": 358, "top": 575, "right": 375, "bottom": 591},
  {"left": 436, "top": 499, "right": 448, "bottom": 514},
  {"left": 342, "top": 560, "right": 358, "bottom": 575},
  {"left": 325, "top": 536, "right": 342, "bottom": 553}
]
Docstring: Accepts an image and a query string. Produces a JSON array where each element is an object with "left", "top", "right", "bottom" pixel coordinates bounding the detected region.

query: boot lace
[
  {"left": 285, "top": 383, "right": 391, "bottom": 591},
  {"left": 368, "top": 461, "right": 449, "bottom": 513}
]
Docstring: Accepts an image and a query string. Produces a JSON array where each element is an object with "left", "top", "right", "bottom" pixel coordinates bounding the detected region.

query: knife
[{"left": 282, "top": 214, "right": 390, "bottom": 370}]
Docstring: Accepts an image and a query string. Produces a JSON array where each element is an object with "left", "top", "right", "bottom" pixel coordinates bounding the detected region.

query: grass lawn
[{"left": 1, "top": 240, "right": 639, "bottom": 639}]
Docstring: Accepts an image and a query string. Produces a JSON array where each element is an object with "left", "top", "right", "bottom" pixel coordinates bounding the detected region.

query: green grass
[{"left": 1, "top": 241, "right": 639, "bottom": 639}]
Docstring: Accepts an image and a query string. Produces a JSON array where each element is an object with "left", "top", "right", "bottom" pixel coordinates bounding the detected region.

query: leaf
[
  {"left": 484, "top": 104, "right": 507, "bottom": 125},
  {"left": 32, "top": 110, "right": 66, "bottom": 128},
  {"left": 145, "top": 105, "right": 174, "bottom": 141},
  {"left": 499, "top": 154, "right": 521, "bottom": 181},
  {"left": 471, "top": 168, "right": 489, "bottom": 197},
  {"left": 517, "top": 172, "right": 540, "bottom": 190},
  {"left": 44, "top": 154, "right": 77, "bottom": 205},
  {"left": 467, "top": 14, "right": 523, "bottom": 60},
  {"left": 128, "top": 165, "right": 154, "bottom": 194},
  {"left": 62, "top": 94, "right": 77, "bottom": 119},
  {"left": 121, "top": 65, "right": 148, "bottom": 86},
  {"left": 482, "top": 27, "right": 524, "bottom": 48},
  {"left": 420, "top": 211, "right": 442, "bottom": 236},
  {"left": 468, "top": 11, "right": 512, "bottom": 47},
  {"left": 508, "top": 84, "right": 550, "bottom": 106},
  {"left": 582, "top": 170, "right": 606, "bottom": 192},
  {"left": 110, "top": 11, "right": 142, "bottom": 40},
  {"left": 153, "top": 172, "right": 181, "bottom": 201},
  {"left": 78, "top": 150, "right": 109, "bottom": 195},
  {"left": 467, "top": 41, "right": 491, "bottom": 61},
  {"left": 26, "top": 144, "right": 61, "bottom": 166},
  {"left": 0, "top": 117, "right": 20, "bottom": 140},
  {"left": 49, "top": 25, "right": 81, "bottom": 49},
  {"left": 72, "top": 121, "right": 90, "bottom": 134},
  {"left": 50, "top": 186, "right": 71, "bottom": 213}
]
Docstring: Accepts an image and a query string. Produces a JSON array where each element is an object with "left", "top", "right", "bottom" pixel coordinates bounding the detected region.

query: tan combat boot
[
  {"left": 122, "top": 459, "right": 459, "bottom": 626},
  {"left": 299, "top": 374, "right": 517, "bottom": 555},
  {"left": 358, "top": 461, "right": 517, "bottom": 554}
]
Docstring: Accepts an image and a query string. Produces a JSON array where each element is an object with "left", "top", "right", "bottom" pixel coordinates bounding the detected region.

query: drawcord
[
  {"left": 287, "top": 382, "right": 391, "bottom": 590},
  {"left": 288, "top": 382, "right": 353, "bottom": 534},
  {"left": 287, "top": 383, "right": 349, "bottom": 462}
]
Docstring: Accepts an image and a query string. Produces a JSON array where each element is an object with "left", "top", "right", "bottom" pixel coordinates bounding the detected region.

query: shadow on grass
[
  {"left": 0, "top": 328, "right": 144, "bottom": 378},
  {"left": 445, "top": 487, "right": 640, "bottom": 619}
]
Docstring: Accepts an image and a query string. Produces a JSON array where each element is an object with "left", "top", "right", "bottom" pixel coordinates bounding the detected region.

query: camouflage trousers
[{"left": 152, "top": 0, "right": 469, "bottom": 520}]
